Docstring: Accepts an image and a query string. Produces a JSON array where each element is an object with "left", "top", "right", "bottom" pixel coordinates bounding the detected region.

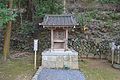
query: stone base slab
[{"left": 42, "top": 50, "right": 79, "bottom": 69}]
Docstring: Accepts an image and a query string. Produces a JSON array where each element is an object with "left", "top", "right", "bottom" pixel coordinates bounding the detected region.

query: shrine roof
[{"left": 40, "top": 14, "right": 79, "bottom": 27}]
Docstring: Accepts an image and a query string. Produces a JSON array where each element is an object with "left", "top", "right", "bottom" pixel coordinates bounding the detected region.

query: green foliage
[
  {"left": 13, "top": 0, "right": 28, "bottom": 8},
  {"left": 76, "top": 10, "right": 98, "bottom": 26},
  {"left": 0, "top": 3, "right": 17, "bottom": 28},
  {"left": 7, "top": 0, "right": 64, "bottom": 51},
  {"left": 13, "top": 21, "right": 37, "bottom": 51},
  {"left": 105, "top": 20, "right": 113, "bottom": 27},
  {"left": 76, "top": 14, "right": 84, "bottom": 26},
  {"left": 109, "top": 12, "right": 120, "bottom": 20},
  {"left": 34, "top": 0, "right": 63, "bottom": 18},
  {"left": 98, "top": 0, "right": 120, "bottom": 4},
  {"left": 76, "top": 10, "right": 120, "bottom": 29},
  {"left": 18, "top": 21, "right": 35, "bottom": 35},
  {"left": 73, "top": 11, "right": 117, "bottom": 56}
]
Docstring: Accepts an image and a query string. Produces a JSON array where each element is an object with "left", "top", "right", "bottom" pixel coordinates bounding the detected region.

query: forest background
[{"left": 0, "top": 0, "right": 120, "bottom": 60}]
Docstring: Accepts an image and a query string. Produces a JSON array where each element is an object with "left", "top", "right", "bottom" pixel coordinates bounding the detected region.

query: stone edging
[{"left": 32, "top": 66, "right": 43, "bottom": 80}]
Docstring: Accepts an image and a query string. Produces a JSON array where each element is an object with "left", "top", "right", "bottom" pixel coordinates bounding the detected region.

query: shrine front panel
[
  {"left": 53, "top": 29, "right": 66, "bottom": 40},
  {"left": 53, "top": 29, "right": 66, "bottom": 49}
]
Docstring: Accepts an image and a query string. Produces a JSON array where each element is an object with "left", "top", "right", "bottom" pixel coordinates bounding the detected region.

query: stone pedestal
[{"left": 42, "top": 49, "right": 79, "bottom": 69}]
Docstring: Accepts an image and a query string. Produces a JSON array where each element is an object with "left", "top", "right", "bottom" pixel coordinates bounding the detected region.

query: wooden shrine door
[{"left": 53, "top": 29, "right": 66, "bottom": 50}]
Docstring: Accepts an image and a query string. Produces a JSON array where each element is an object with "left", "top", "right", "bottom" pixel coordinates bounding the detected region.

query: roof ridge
[
  {"left": 41, "top": 14, "right": 79, "bottom": 27},
  {"left": 45, "top": 14, "right": 73, "bottom": 17}
]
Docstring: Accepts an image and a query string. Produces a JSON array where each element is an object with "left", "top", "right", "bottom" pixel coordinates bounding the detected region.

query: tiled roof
[{"left": 41, "top": 14, "right": 79, "bottom": 27}]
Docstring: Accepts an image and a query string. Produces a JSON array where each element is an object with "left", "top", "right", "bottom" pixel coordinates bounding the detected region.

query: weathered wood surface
[{"left": 52, "top": 29, "right": 67, "bottom": 50}]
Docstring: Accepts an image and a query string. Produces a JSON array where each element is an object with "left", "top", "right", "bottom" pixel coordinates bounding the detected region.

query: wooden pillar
[
  {"left": 51, "top": 29, "right": 53, "bottom": 51},
  {"left": 65, "top": 29, "right": 68, "bottom": 50}
]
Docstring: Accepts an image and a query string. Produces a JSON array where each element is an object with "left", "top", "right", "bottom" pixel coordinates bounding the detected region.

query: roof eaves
[
  {"left": 42, "top": 24, "right": 77, "bottom": 26},
  {"left": 44, "top": 15, "right": 49, "bottom": 25},
  {"left": 56, "top": 14, "right": 70, "bottom": 16},
  {"left": 41, "top": 14, "right": 79, "bottom": 26}
]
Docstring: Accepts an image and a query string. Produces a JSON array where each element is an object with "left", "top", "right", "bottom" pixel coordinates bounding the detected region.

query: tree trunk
[{"left": 3, "top": 0, "right": 13, "bottom": 62}]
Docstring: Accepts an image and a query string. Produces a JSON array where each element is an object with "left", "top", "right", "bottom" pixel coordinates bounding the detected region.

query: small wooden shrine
[
  {"left": 41, "top": 14, "right": 78, "bottom": 51},
  {"left": 40, "top": 14, "right": 79, "bottom": 69}
]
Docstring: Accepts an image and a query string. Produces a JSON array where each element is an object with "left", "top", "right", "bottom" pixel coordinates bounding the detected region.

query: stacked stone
[
  {"left": 0, "top": 29, "right": 3, "bottom": 52},
  {"left": 42, "top": 55, "right": 78, "bottom": 69},
  {"left": 42, "top": 51, "right": 79, "bottom": 69}
]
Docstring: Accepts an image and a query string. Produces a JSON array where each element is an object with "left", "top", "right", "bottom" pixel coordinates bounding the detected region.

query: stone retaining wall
[{"left": 42, "top": 50, "right": 79, "bottom": 69}]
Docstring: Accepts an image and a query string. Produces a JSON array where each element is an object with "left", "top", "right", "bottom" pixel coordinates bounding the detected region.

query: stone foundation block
[
  {"left": 47, "top": 56, "right": 56, "bottom": 61},
  {"left": 42, "top": 50, "right": 79, "bottom": 69},
  {"left": 56, "top": 56, "right": 63, "bottom": 62},
  {"left": 56, "top": 61, "right": 64, "bottom": 68},
  {"left": 47, "top": 61, "right": 56, "bottom": 68},
  {"left": 64, "top": 56, "right": 70, "bottom": 61},
  {"left": 70, "top": 61, "right": 79, "bottom": 69}
]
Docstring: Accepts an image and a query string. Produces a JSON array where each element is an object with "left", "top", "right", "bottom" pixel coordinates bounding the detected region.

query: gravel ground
[{"left": 37, "top": 68, "right": 85, "bottom": 80}]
